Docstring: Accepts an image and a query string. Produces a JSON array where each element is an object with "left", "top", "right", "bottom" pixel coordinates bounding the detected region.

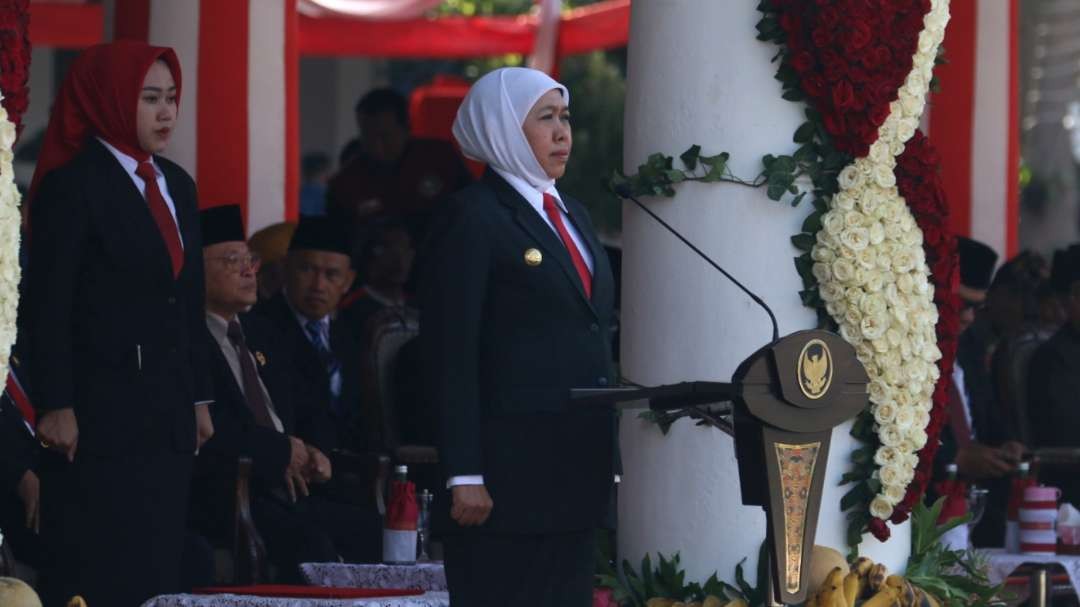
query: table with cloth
[
  {"left": 140, "top": 590, "right": 450, "bottom": 607},
  {"left": 981, "top": 548, "right": 1080, "bottom": 605},
  {"left": 301, "top": 563, "right": 447, "bottom": 592}
]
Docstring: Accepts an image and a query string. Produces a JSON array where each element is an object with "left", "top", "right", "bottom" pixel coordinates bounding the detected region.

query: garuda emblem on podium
[{"left": 797, "top": 339, "right": 832, "bottom": 400}]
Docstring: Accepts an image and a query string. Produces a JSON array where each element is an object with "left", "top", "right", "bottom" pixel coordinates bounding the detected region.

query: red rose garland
[
  {"left": 773, "top": 0, "right": 929, "bottom": 158},
  {"left": 0, "top": 0, "right": 31, "bottom": 137},
  {"left": 888, "top": 130, "right": 959, "bottom": 525},
  {"left": 763, "top": 0, "right": 950, "bottom": 545}
]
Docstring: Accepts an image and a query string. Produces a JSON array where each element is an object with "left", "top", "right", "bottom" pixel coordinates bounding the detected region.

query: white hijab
[{"left": 452, "top": 67, "right": 569, "bottom": 193}]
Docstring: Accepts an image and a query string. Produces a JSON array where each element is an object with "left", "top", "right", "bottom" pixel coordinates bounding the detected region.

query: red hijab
[{"left": 27, "top": 41, "right": 183, "bottom": 206}]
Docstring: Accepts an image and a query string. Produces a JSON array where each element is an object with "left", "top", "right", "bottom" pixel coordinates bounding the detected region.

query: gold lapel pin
[
  {"left": 255, "top": 351, "right": 267, "bottom": 367},
  {"left": 524, "top": 248, "right": 543, "bottom": 266}
]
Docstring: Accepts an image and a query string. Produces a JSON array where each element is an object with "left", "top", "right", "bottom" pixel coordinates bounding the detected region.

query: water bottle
[
  {"left": 940, "top": 463, "right": 970, "bottom": 551},
  {"left": 1006, "top": 461, "right": 1032, "bottom": 553},
  {"left": 383, "top": 464, "right": 417, "bottom": 564}
]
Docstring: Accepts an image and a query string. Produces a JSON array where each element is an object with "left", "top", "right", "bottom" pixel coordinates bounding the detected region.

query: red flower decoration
[
  {"left": 889, "top": 131, "right": 960, "bottom": 524},
  {"left": 0, "top": 0, "right": 30, "bottom": 139},
  {"left": 868, "top": 517, "right": 891, "bottom": 542},
  {"left": 773, "top": 0, "right": 932, "bottom": 157}
]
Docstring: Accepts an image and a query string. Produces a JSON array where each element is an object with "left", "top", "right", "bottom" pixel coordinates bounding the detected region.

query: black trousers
[
  {"left": 443, "top": 530, "right": 595, "bottom": 607},
  {"left": 0, "top": 492, "right": 46, "bottom": 570},
  {"left": 38, "top": 450, "right": 193, "bottom": 607},
  {"left": 253, "top": 493, "right": 383, "bottom": 582}
]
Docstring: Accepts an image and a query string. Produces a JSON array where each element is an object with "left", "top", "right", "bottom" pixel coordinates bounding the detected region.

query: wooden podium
[{"left": 572, "top": 329, "right": 868, "bottom": 604}]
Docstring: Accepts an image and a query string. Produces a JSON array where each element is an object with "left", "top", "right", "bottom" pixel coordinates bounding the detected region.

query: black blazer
[
  {"left": 420, "top": 170, "right": 620, "bottom": 535},
  {"left": 190, "top": 312, "right": 303, "bottom": 540},
  {"left": 253, "top": 294, "right": 362, "bottom": 452},
  {"left": 195, "top": 313, "right": 297, "bottom": 487},
  {"left": 25, "top": 139, "right": 211, "bottom": 455}
]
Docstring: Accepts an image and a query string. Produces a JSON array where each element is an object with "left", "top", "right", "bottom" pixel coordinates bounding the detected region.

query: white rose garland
[
  {"left": 0, "top": 93, "right": 22, "bottom": 392},
  {"left": 812, "top": 0, "right": 950, "bottom": 521}
]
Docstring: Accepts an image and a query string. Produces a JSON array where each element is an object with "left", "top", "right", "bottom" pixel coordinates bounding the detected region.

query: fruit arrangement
[{"left": 807, "top": 557, "right": 939, "bottom": 607}]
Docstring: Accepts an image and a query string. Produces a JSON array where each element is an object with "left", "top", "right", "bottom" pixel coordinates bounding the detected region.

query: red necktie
[
  {"left": 135, "top": 161, "right": 184, "bottom": 278},
  {"left": 542, "top": 193, "right": 592, "bottom": 298},
  {"left": 6, "top": 370, "right": 35, "bottom": 430}
]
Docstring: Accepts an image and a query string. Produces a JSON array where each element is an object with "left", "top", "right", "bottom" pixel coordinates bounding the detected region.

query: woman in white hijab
[{"left": 421, "top": 67, "right": 619, "bottom": 607}]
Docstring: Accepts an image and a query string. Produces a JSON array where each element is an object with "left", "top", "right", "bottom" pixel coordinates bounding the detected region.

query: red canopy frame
[
  {"left": 298, "top": 0, "right": 629, "bottom": 58},
  {"left": 27, "top": 0, "right": 629, "bottom": 58}
]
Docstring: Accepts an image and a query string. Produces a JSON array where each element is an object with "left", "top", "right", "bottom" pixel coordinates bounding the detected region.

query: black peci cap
[
  {"left": 957, "top": 236, "right": 998, "bottom": 291},
  {"left": 200, "top": 204, "right": 245, "bottom": 245},
  {"left": 289, "top": 215, "right": 351, "bottom": 257}
]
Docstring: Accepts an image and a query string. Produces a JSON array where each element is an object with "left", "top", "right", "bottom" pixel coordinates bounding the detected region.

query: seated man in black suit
[
  {"left": 189, "top": 206, "right": 380, "bottom": 582},
  {"left": 0, "top": 352, "right": 45, "bottom": 572},
  {"left": 254, "top": 216, "right": 371, "bottom": 452}
]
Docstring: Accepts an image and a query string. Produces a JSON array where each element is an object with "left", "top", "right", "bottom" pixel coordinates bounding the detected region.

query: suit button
[
  {"left": 589, "top": 323, "right": 599, "bottom": 333},
  {"left": 598, "top": 377, "right": 608, "bottom": 386}
]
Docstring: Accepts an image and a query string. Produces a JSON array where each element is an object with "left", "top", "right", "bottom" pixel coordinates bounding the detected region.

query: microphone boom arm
[{"left": 616, "top": 186, "right": 781, "bottom": 343}]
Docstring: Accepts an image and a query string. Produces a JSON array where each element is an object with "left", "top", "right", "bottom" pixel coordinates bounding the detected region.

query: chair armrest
[
  {"left": 393, "top": 444, "right": 439, "bottom": 465},
  {"left": 234, "top": 456, "right": 267, "bottom": 584},
  {"left": 331, "top": 450, "right": 391, "bottom": 515}
]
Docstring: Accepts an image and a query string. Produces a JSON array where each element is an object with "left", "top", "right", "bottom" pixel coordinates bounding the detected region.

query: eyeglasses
[{"left": 207, "top": 253, "right": 261, "bottom": 273}]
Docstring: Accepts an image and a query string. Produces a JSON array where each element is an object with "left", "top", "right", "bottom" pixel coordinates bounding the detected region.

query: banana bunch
[
  {"left": 805, "top": 557, "right": 940, "bottom": 607},
  {"left": 645, "top": 595, "right": 749, "bottom": 607}
]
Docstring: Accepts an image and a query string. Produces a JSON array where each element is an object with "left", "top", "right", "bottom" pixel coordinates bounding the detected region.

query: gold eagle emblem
[{"left": 797, "top": 339, "right": 832, "bottom": 399}]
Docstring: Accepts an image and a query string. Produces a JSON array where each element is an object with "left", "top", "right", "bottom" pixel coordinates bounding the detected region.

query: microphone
[{"left": 614, "top": 183, "right": 780, "bottom": 343}]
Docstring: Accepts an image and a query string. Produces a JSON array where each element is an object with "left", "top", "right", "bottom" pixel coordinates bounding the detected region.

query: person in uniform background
[
  {"left": 327, "top": 88, "right": 473, "bottom": 243},
  {"left": 339, "top": 219, "right": 416, "bottom": 334},
  {"left": 25, "top": 41, "right": 213, "bottom": 606},
  {"left": 191, "top": 205, "right": 381, "bottom": 580},
  {"left": 421, "top": 67, "right": 620, "bottom": 607}
]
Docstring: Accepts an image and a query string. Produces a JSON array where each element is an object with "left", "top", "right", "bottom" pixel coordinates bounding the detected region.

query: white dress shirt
[
  {"left": 952, "top": 363, "right": 975, "bottom": 441},
  {"left": 206, "top": 313, "right": 285, "bottom": 433},
  {"left": 97, "top": 137, "right": 184, "bottom": 247},
  {"left": 494, "top": 168, "right": 594, "bottom": 272}
]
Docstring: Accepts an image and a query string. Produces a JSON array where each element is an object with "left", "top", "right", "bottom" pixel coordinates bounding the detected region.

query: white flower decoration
[{"left": 807, "top": 0, "right": 950, "bottom": 524}]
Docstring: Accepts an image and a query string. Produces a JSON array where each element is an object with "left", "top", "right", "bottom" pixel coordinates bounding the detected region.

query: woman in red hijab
[{"left": 24, "top": 41, "right": 214, "bottom": 606}]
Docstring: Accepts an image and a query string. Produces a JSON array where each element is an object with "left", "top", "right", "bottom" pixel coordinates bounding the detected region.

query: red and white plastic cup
[{"left": 1020, "top": 485, "right": 1062, "bottom": 555}]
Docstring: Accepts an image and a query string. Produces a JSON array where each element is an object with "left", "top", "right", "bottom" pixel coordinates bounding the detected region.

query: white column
[
  {"left": 248, "top": 0, "right": 287, "bottom": 233},
  {"left": 969, "top": 0, "right": 1011, "bottom": 258},
  {"left": 618, "top": 0, "right": 910, "bottom": 586},
  {"left": 148, "top": 0, "right": 200, "bottom": 177}
]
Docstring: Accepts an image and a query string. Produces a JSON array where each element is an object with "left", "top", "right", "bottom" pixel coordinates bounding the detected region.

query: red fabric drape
[
  {"left": 27, "top": 2, "right": 103, "bottom": 49},
  {"left": 298, "top": 0, "right": 629, "bottom": 58}
]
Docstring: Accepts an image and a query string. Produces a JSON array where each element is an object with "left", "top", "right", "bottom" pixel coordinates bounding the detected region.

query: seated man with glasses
[{"left": 190, "top": 206, "right": 380, "bottom": 582}]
